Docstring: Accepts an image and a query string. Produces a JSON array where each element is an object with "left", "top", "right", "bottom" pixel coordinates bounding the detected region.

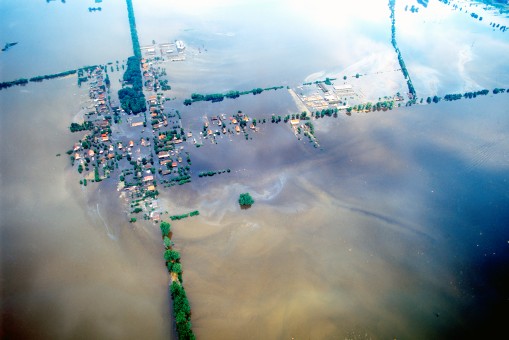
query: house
[
  {"left": 143, "top": 175, "right": 154, "bottom": 182},
  {"left": 147, "top": 185, "right": 156, "bottom": 191},
  {"left": 151, "top": 212, "right": 161, "bottom": 221},
  {"left": 158, "top": 151, "right": 170, "bottom": 159},
  {"left": 235, "top": 125, "right": 241, "bottom": 133},
  {"left": 74, "top": 153, "right": 81, "bottom": 160},
  {"left": 129, "top": 140, "right": 134, "bottom": 147},
  {"left": 131, "top": 121, "right": 144, "bottom": 127},
  {"left": 88, "top": 150, "right": 95, "bottom": 157},
  {"left": 98, "top": 120, "right": 109, "bottom": 128},
  {"left": 171, "top": 162, "right": 178, "bottom": 168},
  {"left": 290, "top": 119, "right": 300, "bottom": 126}
]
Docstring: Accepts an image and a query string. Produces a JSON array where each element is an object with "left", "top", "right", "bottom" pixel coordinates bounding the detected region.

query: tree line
[
  {"left": 160, "top": 221, "right": 196, "bottom": 339},
  {"left": 169, "top": 210, "right": 200, "bottom": 221},
  {"left": 125, "top": 0, "right": 142, "bottom": 58},
  {"left": 388, "top": 0, "right": 417, "bottom": 99},
  {"left": 198, "top": 169, "right": 231, "bottom": 177},
  {"left": 183, "top": 86, "right": 284, "bottom": 106},
  {"left": 303, "top": 77, "right": 336, "bottom": 86},
  {"left": 426, "top": 87, "right": 507, "bottom": 104},
  {"left": 0, "top": 66, "right": 97, "bottom": 91}
]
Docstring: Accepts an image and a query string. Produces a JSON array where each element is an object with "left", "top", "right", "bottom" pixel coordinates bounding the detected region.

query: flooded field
[
  {"left": 0, "top": 1, "right": 132, "bottom": 80},
  {"left": 395, "top": 0, "right": 509, "bottom": 97},
  {"left": 0, "top": 80, "right": 172, "bottom": 339},
  {"left": 161, "top": 95, "right": 509, "bottom": 339}
]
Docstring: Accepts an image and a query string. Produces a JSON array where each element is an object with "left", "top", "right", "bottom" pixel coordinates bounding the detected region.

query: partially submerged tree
[{"left": 238, "top": 193, "right": 254, "bottom": 208}]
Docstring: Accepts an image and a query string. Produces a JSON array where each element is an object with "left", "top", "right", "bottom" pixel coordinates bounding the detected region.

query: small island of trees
[{"left": 238, "top": 192, "right": 254, "bottom": 208}]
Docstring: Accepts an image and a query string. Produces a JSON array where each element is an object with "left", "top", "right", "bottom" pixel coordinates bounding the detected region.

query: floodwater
[
  {"left": 0, "top": 0, "right": 132, "bottom": 80},
  {"left": 0, "top": 80, "right": 172, "bottom": 339},
  {"left": 161, "top": 94, "right": 509, "bottom": 339},
  {"left": 2, "top": 0, "right": 509, "bottom": 339}
]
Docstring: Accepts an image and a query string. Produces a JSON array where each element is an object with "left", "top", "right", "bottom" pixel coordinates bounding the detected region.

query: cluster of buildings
[
  {"left": 71, "top": 62, "right": 165, "bottom": 221},
  {"left": 201, "top": 112, "right": 257, "bottom": 142},
  {"left": 296, "top": 82, "right": 356, "bottom": 112},
  {"left": 140, "top": 40, "right": 186, "bottom": 61},
  {"left": 71, "top": 67, "right": 124, "bottom": 181},
  {"left": 141, "top": 59, "right": 169, "bottom": 92}
]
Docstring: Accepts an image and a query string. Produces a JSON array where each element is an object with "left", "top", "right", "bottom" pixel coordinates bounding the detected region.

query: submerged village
[
  {"left": 66, "top": 35, "right": 508, "bottom": 225},
  {"left": 66, "top": 39, "right": 388, "bottom": 225}
]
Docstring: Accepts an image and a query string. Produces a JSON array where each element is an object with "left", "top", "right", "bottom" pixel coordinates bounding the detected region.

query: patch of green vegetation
[
  {"left": 183, "top": 86, "right": 284, "bottom": 105},
  {"left": 169, "top": 210, "right": 199, "bottom": 221},
  {"left": 238, "top": 192, "right": 254, "bottom": 207}
]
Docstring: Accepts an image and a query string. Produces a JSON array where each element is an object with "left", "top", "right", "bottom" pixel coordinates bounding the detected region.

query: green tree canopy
[
  {"left": 238, "top": 193, "right": 255, "bottom": 207},
  {"left": 164, "top": 249, "right": 181, "bottom": 262},
  {"left": 163, "top": 235, "right": 172, "bottom": 248},
  {"left": 172, "top": 263, "right": 182, "bottom": 274},
  {"left": 160, "top": 221, "right": 171, "bottom": 236}
]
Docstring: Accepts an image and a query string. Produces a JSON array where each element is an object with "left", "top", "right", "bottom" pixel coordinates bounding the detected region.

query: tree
[
  {"left": 164, "top": 249, "right": 180, "bottom": 262},
  {"left": 160, "top": 221, "right": 171, "bottom": 236},
  {"left": 426, "top": 96, "right": 432, "bottom": 104},
  {"left": 163, "top": 236, "right": 172, "bottom": 248},
  {"left": 238, "top": 193, "right": 254, "bottom": 207},
  {"left": 176, "top": 310, "right": 187, "bottom": 324},
  {"left": 172, "top": 263, "right": 182, "bottom": 274}
]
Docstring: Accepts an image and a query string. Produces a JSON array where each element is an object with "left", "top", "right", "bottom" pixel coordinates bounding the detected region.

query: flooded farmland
[{"left": 1, "top": 0, "right": 509, "bottom": 339}]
